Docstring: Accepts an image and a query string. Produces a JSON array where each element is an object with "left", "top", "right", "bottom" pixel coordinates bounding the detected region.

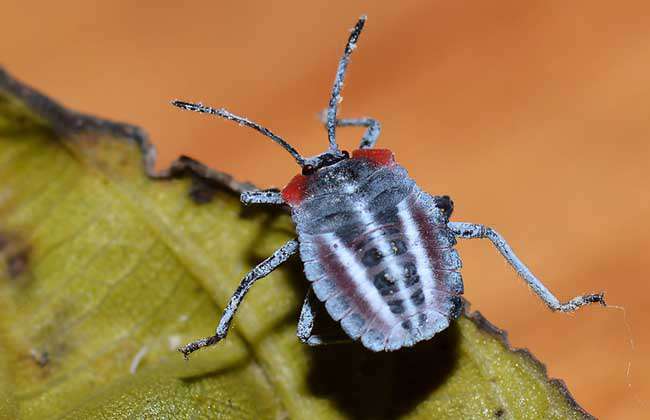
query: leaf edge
[{"left": 0, "top": 65, "right": 595, "bottom": 419}]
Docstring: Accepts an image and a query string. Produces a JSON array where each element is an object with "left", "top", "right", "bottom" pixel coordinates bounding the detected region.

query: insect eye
[{"left": 302, "top": 164, "right": 316, "bottom": 175}]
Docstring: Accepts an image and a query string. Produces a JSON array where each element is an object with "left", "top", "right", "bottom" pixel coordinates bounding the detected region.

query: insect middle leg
[
  {"left": 448, "top": 222, "right": 606, "bottom": 312},
  {"left": 179, "top": 238, "right": 299, "bottom": 358},
  {"left": 297, "top": 288, "right": 351, "bottom": 346}
]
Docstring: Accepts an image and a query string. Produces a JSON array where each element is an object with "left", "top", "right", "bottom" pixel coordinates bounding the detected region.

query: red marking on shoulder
[
  {"left": 351, "top": 149, "right": 395, "bottom": 166},
  {"left": 281, "top": 174, "right": 309, "bottom": 205}
]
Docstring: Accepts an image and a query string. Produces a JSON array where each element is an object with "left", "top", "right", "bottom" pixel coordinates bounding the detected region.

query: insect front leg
[
  {"left": 448, "top": 222, "right": 606, "bottom": 312},
  {"left": 240, "top": 189, "right": 285, "bottom": 205},
  {"left": 179, "top": 238, "right": 299, "bottom": 358},
  {"left": 297, "top": 288, "right": 351, "bottom": 346}
]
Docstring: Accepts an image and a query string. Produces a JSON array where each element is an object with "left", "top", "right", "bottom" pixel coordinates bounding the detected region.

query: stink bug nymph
[{"left": 173, "top": 16, "right": 605, "bottom": 357}]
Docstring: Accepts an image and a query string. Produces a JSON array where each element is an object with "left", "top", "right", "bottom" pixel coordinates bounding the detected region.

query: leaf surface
[{"left": 0, "top": 68, "right": 592, "bottom": 419}]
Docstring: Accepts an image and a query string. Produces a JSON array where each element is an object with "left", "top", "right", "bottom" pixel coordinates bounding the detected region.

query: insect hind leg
[
  {"left": 297, "top": 288, "right": 351, "bottom": 346},
  {"left": 179, "top": 238, "right": 299, "bottom": 358},
  {"left": 448, "top": 222, "right": 606, "bottom": 312}
]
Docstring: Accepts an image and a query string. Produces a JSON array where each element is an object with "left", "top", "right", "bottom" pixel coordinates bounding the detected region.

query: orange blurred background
[{"left": 3, "top": 1, "right": 648, "bottom": 418}]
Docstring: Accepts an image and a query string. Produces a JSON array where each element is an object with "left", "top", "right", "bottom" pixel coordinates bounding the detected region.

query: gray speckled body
[{"left": 289, "top": 154, "right": 464, "bottom": 351}]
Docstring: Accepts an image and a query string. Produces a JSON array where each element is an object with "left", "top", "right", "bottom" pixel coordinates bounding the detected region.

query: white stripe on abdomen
[
  {"left": 357, "top": 207, "right": 420, "bottom": 316},
  {"left": 323, "top": 232, "right": 397, "bottom": 329},
  {"left": 397, "top": 198, "right": 437, "bottom": 307}
]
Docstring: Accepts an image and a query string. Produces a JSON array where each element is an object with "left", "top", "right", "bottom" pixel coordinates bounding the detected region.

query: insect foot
[
  {"left": 178, "top": 335, "right": 223, "bottom": 360},
  {"left": 553, "top": 292, "right": 606, "bottom": 312}
]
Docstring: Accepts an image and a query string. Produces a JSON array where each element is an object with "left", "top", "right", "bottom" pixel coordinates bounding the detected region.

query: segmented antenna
[
  {"left": 326, "top": 15, "right": 367, "bottom": 152},
  {"left": 171, "top": 101, "right": 305, "bottom": 166}
]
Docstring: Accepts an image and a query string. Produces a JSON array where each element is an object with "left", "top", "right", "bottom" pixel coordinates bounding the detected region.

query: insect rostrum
[{"left": 172, "top": 16, "right": 605, "bottom": 358}]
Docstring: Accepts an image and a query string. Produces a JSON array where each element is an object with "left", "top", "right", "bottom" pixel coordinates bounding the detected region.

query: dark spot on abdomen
[
  {"left": 361, "top": 247, "right": 383, "bottom": 267},
  {"left": 449, "top": 296, "right": 464, "bottom": 320},
  {"left": 403, "top": 262, "right": 419, "bottom": 287},
  {"left": 388, "top": 299, "right": 405, "bottom": 314},
  {"left": 373, "top": 271, "right": 397, "bottom": 296},
  {"left": 410, "top": 288, "right": 425, "bottom": 306},
  {"left": 389, "top": 239, "right": 407, "bottom": 256}
]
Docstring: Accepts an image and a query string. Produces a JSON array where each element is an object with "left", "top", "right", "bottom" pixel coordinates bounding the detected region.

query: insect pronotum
[{"left": 172, "top": 16, "right": 605, "bottom": 357}]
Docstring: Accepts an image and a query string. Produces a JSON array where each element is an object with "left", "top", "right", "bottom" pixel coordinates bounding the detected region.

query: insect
[{"left": 173, "top": 16, "right": 605, "bottom": 357}]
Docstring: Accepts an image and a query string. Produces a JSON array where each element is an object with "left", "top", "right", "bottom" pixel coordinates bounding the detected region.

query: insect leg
[
  {"left": 297, "top": 288, "right": 351, "bottom": 346},
  {"left": 448, "top": 222, "right": 606, "bottom": 312},
  {"left": 337, "top": 118, "right": 382, "bottom": 149},
  {"left": 240, "top": 189, "right": 284, "bottom": 205},
  {"left": 179, "top": 238, "right": 299, "bottom": 358},
  {"left": 319, "top": 112, "right": 382, "bottom": 149}
]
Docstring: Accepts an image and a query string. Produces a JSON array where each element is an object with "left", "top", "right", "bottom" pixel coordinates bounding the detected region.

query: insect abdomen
[{"left": 295, "top": 161, "right": 464, "bottom": 351}]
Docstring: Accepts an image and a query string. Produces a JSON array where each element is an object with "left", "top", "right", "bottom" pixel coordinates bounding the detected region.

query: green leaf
[{"left": 0, "top": 68, "right": 593, "bottom": 419}]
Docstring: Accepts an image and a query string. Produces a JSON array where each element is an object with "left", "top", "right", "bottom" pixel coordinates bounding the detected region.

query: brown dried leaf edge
[{"left": 0, "top": 66, "right": 594, "bottom": 419}]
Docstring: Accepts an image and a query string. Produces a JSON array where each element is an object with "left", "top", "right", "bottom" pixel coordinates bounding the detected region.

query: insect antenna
[
  {"left": 171, "top": 100, "right": 306, "bottom": 166},
  {"left": 326, "top": 15, "right": 367, "bottom": 152}
]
